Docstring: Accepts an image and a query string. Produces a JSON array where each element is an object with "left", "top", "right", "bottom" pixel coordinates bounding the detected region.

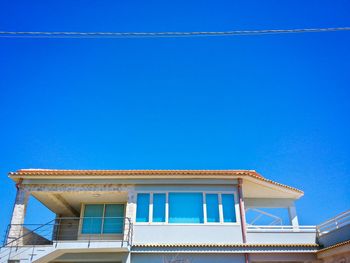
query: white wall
[
  {"left": 133, "top": 224, "right": 243, "bottom": 244},
  {"left": 132, "top": 253, "right": 245, "bottom": 263},
  {"left": 247, "top": 232, "right": 316, "bottom": 244}
]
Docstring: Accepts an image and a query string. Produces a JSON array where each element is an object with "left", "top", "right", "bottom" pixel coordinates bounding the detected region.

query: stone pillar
[
  {"left": 6, "top": 184, "right": 30, "bottom": 245},
  {"left": 124, "top": 189, "right": 136, "bottom": 245},
  {"left": 288, "top": 204, "right": 299, "bottom": 229}
]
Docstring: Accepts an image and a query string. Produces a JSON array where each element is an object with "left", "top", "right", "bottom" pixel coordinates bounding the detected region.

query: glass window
[
  {"left": 82, "top": 204, "right": 104, "bottom": 234},
  {"left": 82, "top": 204, "right": 125, "bottom": 234},
  {"left": 153, "top": 193, "right": 166, "bottom": 222},
  {"left": 206, "top": 194, "right": 220, "bottom": 222},
  {"left": 136, "top": 193, "right": 150, "bottom": 222},
  {"left": 222, "top": 194, "right": 236, "bottom": 222},
  {"left": 169, "top": 193, "right": 203, "bottom": 223},
  {"left": 103, "top": 204, "right": 124, "bottom": 234}
]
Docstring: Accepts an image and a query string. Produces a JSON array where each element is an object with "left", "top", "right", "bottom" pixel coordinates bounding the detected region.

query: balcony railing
[
  {"left": 3, "top": 217, "right": 133, "bottom": 248},
  {"left": 317, "top": 209, "right": 350, "bottom": 236},
  {"left": 247, "top": 225, "right": 316, "bottom": 232}
]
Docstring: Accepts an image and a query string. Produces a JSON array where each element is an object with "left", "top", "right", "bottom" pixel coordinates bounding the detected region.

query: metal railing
[
  {"left": 317, "top": 210, "right": 350, "bottom": 236},
  {"left": 3, "top": 217, "right": 133, "bottom": 247},
  {"left": 0, "top": 217, "right": 133, "bottom": 263},
  {"left": 246, "top": 208, "right": 283, "bottom": 225},
  {"left": 247, "top": 225, "right": 316, "bottom": 232}
]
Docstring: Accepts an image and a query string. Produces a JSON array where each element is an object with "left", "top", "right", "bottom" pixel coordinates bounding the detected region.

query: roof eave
[{"left": 8, "top": 169, "right": 303, "bottom": 197}]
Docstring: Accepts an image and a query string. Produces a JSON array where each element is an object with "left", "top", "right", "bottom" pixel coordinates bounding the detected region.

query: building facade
[{"left": 0, "top": 169, "right": 348, "bottom": 263}]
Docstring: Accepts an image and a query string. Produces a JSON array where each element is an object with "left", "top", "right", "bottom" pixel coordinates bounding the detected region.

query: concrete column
[
  {"left": 237, "top": 178, "right": 249, "bottom": 263},
  {"left": 124, "top": 189, "right": 136, "bottom": 245},
  {"left": 237, "top": 179, "right": 247, "bottom": 243},
  {"left": 288, "top": 204, "right": 299, "bottom": 229},
  {"left": 7, "top": 184, "right": 30, "bottom": 245}
]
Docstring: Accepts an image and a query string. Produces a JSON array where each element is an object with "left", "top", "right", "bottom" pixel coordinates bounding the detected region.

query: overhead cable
[{"left": 0, "top": 27, "right": 349, "bottom": 38}]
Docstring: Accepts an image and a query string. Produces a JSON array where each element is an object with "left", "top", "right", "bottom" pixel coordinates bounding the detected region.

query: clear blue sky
[{"left": 1, "top": 0, "right": 350, "bottom": 237}]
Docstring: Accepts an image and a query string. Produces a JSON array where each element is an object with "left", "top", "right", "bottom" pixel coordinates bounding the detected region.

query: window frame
[
  {"left": 134, "top": 190, "right": 240, "bottom": 225},
  {"left": 168, "top": 192, "right": 205, "bottom": 224},
  {"left": 79, "top": 202, "right": 126, "bottom": 236},
  {"left": 152, "top": 193, "right": 167, "bottom": 223},
  {"left": 221, "top": 193, "right": 238, "bottom": 223},
  {"left": 204, "top": 193, "right": 220, "bottom": 223},
  {"left": 135, "top": 193, "right": 151, "bottom": 223}
]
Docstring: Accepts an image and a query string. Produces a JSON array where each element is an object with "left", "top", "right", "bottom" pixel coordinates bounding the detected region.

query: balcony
[
  {"left": 317, "top": 209, "right": 350, "bottom": 247},
  {"left": 0, "top": 217, "right": 132, "bottom": 263},
  {"left": 4, "top": 217, "right": 133, "bottom": 246},
  {"left": 246, "top": 225, "right": 317, "bottom": 244}
]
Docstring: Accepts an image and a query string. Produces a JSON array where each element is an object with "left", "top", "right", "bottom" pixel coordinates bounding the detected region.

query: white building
[{"left": 0, "top": 169, "right": 349, "bottom": 263}]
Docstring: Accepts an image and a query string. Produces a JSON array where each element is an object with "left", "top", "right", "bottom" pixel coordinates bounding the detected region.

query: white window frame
[
  {"left": 134, "top": 192, "right": 151, "bottom": 224},
  {"left": 134, "top": 190, "right": 240, "bottom": 226}
]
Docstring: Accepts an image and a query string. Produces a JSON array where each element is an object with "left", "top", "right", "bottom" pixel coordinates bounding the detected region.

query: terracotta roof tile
[
  {"left": 317, "top": 239, "right": 350, "bottom": 253},
  {"left": 132, "top": 243, "right": 319, "bottom": 248},
  {"left": 11, "top": 169, "right": 261, "bottom": 177},
  {"left": 9, "top": 169, "right": 303, "bottom": 194}
]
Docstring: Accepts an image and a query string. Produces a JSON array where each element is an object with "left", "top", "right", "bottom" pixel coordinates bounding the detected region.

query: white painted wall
[
  {"left": 133, "top": 224, "right": 243, "bottom": 244},
  {"left": 132, "top": 253, "right": 245, "bottom": 263},
  {"left": 247, "top": 231, "right": 316, "bottom": 244}
]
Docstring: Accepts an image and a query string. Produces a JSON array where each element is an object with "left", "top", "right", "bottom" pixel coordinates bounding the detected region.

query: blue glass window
[
  {"left": 222, "top": 194, "right": 236, "bottom": 222},
  {"left": 82, "top": 204, "right": 104, "bottom": 234},
  {"left": 153, "top": 193, "right": 166, "bottom": 222},
  {"left": 206, "top": 194, "right": 220, "bottom": 222},
  {"left": 169, "top": 193, "right": 203, "bottom": 223},
  {"left": 136, "top": 193, "right": 150, "bottom": 222},
  {"left": 103, "top": 204, "right": 124, "bottom": 234},
  {"left": 82, "top": 204, "right": 125, "bottom": 234}
]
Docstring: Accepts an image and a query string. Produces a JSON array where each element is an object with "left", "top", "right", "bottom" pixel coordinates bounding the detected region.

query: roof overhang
[{"left": 9, "top": 169, "right": 304, "bottom": 199}]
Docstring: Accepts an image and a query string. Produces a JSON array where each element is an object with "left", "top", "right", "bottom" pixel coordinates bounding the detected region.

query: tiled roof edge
[
  {"left": 317, "top": 240, "right": 350, "bottom": 253},
  {"left": 10, "top": 169, "right": 260, "bottom": 176},
  {"left": 132, "top": 243, "right": 319, "bottom": 248},
  {"left": 9, "top": 169, "right": 303, "bottom": 194}
]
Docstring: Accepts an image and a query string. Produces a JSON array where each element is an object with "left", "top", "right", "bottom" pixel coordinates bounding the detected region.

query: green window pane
[
  {"left": 153, "top": 194, "right": 166, "bottom": 222},
  {"left": 169, "top": 193, "right": 203, "bottom": 223},
  {"left": 206, "top": 194, "right": 220, "bottom": 222},
  {"left": 136, "top": 193, "right": 150, "bottom": 222},
  {"left": 222, "top": 194, "right": 236, "bottom": 223},
  {"left": 82, "top": 204, "right": 103, "bottom": 234},
  {"left": 103, "top": 204, "right": 125, "bottom": 234}
]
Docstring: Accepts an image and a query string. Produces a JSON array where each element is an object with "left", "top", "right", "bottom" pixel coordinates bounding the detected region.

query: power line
[{"left": 0, "top": 27, "right": 350, "bottom": 38}]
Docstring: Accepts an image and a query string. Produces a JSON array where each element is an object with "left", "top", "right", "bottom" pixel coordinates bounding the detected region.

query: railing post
[
  {"left": 127, "top": 218, "right": 131, "bottom": 246},
  {"left": 124, "top": 190, "right": 135, "bottom": 244},
  {"left": 3, "top": 224, "right": 10, "bottom": 246},
  {"left": 54, "top": 217, "right": 61, "bottom": 247},
  {"left": 88, "top": 216, "right": 92, "bottom": 248}
]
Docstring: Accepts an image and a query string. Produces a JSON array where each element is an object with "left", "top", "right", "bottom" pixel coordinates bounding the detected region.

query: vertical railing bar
[
  {"left": 127, "top": 217, "right": 131, "bottom": 246},
  {"left": 2, "top": 224, "right": 10, "bottom": 247},
  {"left": 88, "top": 216, "right": 92, "bottom": 248}
]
